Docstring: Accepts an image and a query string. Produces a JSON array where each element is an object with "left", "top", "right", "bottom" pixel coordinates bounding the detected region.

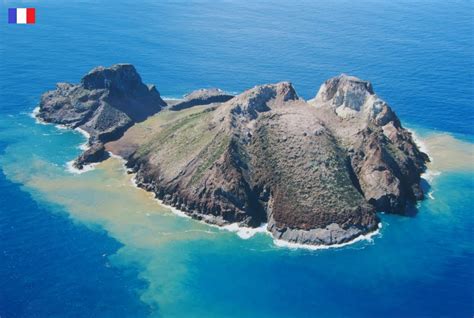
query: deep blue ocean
[{"left": 1, "top": 1, "right": 473, "bottom": 317}]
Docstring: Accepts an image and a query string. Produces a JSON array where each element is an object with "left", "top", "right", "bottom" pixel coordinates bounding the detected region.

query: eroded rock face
[
  {"left": 74, "top": 143, "right": 109, "bottom": 170},
  {"left": 37, "top": 64, "right": 166, "bottom": 166},
  {"left": 170, "top": 88, "right": 234, "bottom": 111},
  {"left": 312, "top": 74, "right": 429, "bottom": 213},
  {"left": 312, "top": 74, "right": 394, "bottom": 123}
]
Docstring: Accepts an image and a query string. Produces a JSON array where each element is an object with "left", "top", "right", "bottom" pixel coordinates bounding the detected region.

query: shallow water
[
  {"left": 423, "top": 133, "right": 474, "bottom": 172},
  {"left": 1, "top": 0, "right": 473, "bottom": 317}
]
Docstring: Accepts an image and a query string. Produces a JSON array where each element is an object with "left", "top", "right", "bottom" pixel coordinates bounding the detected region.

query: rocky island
[{"left": 37, "top": 64, "right": 429, "bottom": 246}]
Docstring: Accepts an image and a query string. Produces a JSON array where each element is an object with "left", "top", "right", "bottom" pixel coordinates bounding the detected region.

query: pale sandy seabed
[{"left": 421, "top": 133, "right": 474, "bottom": 172}]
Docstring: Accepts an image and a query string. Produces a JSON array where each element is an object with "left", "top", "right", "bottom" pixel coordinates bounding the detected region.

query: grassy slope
[{"left": 108, "top": 105, "right": 230, "bottom": 185}]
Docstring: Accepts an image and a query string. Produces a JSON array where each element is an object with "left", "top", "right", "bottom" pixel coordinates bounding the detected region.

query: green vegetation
[
  {"left": 136, "top": 108, "right": 214, "bottom": 158},
  {"left": 190, "top": 134, "right": 230, "bottom": 185},
  {"left": 129, "top": 106, "right": 232, "bottom": 185}
]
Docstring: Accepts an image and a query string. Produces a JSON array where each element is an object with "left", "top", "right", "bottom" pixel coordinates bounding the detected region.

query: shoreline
[
  {"left": 65, "top": 160, "right": 99, "bottom": 174},
  {"left": 32, "top": 107, "right": 92, "bottom": 151},
  {"left": 272, "top": 223, "right": 382, "bottom": 250},
  {"left": 122, "top": 161, "right": 271, "bottom": 240},
  {"left": 153, "top": 183, "right": 382, "bottom": 250},
  {"left": 32, "top": 108, "right": 96, "bottom": 174},
  {"left": 409, "top": 128, "right": 439, "bottom": 199},
  {"left": 33, "top": 107, "right": 440, "bottom": 250},
  {"left": 75, "top": 127, "right": 91, "bottom": 151},
  {"left": 120, "top": 155, "right": 382, "bottom": 250}
]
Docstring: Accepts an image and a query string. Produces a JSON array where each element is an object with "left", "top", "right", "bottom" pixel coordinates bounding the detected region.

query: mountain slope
[{"left": 108, "top": 75, "right": 428, "bottom": 245}]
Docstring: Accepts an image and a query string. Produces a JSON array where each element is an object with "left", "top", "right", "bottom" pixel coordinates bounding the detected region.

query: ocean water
[{"left": 0, "top": 1, "right": 473, "bottom": 317}]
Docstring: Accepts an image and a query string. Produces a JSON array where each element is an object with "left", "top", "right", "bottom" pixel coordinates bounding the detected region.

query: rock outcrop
[
  {"left": 310, "top": 74, "right": 429, "bottom": 213},
  {"left": 36, "top": 64, "right": 166, "bottom": 168},
  {"left": 169, "top": 88, "right": 234, "bottom": 111},
  {"left": 38, "top": 65, "right": 429, "bottom": 246},
  {"left": 75, "top": 143, "right": 109, "bottom": 170}
]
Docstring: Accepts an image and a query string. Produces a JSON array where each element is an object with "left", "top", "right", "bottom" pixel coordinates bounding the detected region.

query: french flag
[{"left": 8, "top": 8, "right": 35, "bottom": 24}]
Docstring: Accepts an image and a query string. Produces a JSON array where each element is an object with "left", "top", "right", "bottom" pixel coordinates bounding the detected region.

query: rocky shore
[
  {"left": 37, "top": 64, "right": 429, "bottom": 246},
  {"left": 37, "top": 64, "right": 166, "bottom": 169}
]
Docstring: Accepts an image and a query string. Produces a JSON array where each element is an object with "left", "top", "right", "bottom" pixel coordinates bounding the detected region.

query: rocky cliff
[
  {"left": 38, "top": 65, "right": 429, "bottom": 246},
  {"left": 36, "top": 64, "right": 166, "bottom": 168},
  {"left": 309, "top": 75, "right": 429, "bottom": 213}
]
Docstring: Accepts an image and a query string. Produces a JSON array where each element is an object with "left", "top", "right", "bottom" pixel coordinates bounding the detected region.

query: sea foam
[
  {"left": 65, "top": 160, "right": 99, "bottom": 174},
  {"left": 272, "top": 223, "right": 382, "bottom": 251}
]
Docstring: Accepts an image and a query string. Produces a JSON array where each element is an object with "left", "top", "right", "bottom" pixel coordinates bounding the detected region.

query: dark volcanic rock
[
  {"left": 74, "top": 143, "right": 109, "bottom": 170},
  {"left": 37, "top": 64, "right": 166, "bottom": 167},
  {"left": 170, "top": 88, "right": 234, "bottom": 111}
]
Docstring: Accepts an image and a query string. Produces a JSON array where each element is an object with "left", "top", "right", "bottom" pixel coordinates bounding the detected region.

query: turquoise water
[{"left": 1, "top": 1, "right": 473, "bottom": 317}]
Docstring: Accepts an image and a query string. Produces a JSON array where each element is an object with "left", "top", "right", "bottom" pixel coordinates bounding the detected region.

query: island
[{"left": 36, "top": 64, "right": 429, "bottom": 246}]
